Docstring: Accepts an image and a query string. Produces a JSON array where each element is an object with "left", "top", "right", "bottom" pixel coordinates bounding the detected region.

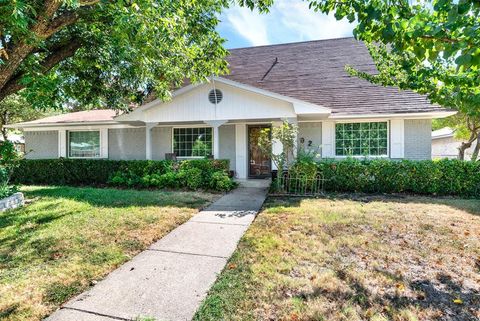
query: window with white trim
[
  {"left": 335, "top": 122, "right": 388, "bottom": 156},
  {"left": 173, "top": 127, "right": 212, "bottom": 157},
  {"left": 68, "top": 131, "right": 101, "bottom": 158}
]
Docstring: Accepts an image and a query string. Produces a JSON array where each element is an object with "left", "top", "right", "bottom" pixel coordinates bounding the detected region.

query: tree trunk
[
  {"left": 458, "top": 131, "right": 477, "bottom": 160},
  {"left": 471, "top": 136, "right": 480, "bottom": 161}
]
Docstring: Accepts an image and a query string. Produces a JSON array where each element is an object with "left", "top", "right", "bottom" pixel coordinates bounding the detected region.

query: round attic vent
[{"left": 208, "top": 89, "right": 223, "bottom": 104}]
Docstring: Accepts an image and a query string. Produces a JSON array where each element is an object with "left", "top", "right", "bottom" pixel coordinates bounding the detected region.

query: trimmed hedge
[
  {"left": 11, "top": 158, "right": 232, "bottom": 190},
  {"left": 312, "top": 158, "right": 480, "bottom": 197}
]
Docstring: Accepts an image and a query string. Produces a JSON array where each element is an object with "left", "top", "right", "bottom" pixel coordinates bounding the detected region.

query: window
[
  {"left": 173, "top": 127, "right": 212, "bottom": 157},
  {"left": 335, "top": 122, "right": 388, "bottom": 156},
  {"left": 68, "top": 131, "right": 101, "bottom": 158}
]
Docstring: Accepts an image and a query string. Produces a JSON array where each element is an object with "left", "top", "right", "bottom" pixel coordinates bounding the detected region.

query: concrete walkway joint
[{"left": 45, "top": 179, "right": 270, "bottom": 321}]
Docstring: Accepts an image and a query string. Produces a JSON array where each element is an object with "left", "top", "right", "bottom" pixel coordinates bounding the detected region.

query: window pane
[
  {"left": 335, "top": 122, "right": 388, "bottom": 156},
  {"left": 69, "top": 131, "right": 100, "bottom": 158},
  {"left": 173, "top": 127, "right": 213, "bottom": 157}
]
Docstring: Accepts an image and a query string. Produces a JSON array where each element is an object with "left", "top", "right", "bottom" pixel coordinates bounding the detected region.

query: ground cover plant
[
  {"left": 0, "top": 186, "right": 218, "bottom": 321},
  {"left": 195, "top": 195, "right": 480, "bottom": 321}
]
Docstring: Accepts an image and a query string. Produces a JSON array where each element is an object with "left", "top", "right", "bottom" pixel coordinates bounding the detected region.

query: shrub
[
  {"left": 12, "top": 158, "right": 235, "bottom": 192},
  {"left": 178, "top": 168, "right": 203, "bottom": 190},
  {"left": 210, "top": 171, "right": 237, "bottom": 191},
  {"left": 313, "top": 158, "right": 480, "bottom": 197},
  {"left": 0, "top": 141, "right": 20, "bottom": 199}
]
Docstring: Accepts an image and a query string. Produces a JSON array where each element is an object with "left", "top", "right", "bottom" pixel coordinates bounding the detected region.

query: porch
[{"left": 138, "top": 120, "right": 287, "bottom": 179}]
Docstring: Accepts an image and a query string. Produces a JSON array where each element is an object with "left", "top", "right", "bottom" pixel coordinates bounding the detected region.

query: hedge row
[
  {"left": 311, "top": 159, "right": 480, "bottom": 197},
  {"left": 11, "top": 158, "right": 230, "bottom": 187}
]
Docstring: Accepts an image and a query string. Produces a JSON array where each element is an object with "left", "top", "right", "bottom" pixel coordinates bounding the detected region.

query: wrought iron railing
[{"left": 270, "top": 172, "right": 326, "bottom": 196}]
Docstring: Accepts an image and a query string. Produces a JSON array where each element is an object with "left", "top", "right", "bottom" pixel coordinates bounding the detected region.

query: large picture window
[
  {"left": 173, "top": 127, "right": 212, "bottom": 157},
  {"left": 68, "top": 131, "right": 101, "bottom": 158},
  {"left": 335, "top": 122, "right": 388, "bottom": 156}
]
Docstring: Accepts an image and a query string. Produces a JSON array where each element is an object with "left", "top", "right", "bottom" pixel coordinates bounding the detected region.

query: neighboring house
[
  {"left": 432, "top": 127, "right": 473, "bottom": 159},
  {"left": 0, "top": 133, "right": 25, "bottom": 153},
  {"left": 8, "top": 38, "right": 455, "bottom": 179}
]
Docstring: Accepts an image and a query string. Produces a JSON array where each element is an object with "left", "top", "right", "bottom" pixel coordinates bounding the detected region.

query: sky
[{"left": 217, "top": 0, "right": 357, "bottom": 49}]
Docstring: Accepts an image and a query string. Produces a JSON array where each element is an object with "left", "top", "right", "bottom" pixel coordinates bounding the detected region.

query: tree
[
  {"left": 241, "top": 0, "right": 480, "bottom": 160},
  {"left": 307, "top": 0, "right": 480, "bottom": 160},
  {"left": 0, "top": 0, "right": 229, "bottom": 110},
  {"left": 345, "top": 43, "right": 480, "bottom": 161},
  {"left": 0, "top": 95, "right": 51, "bottom": 140}
]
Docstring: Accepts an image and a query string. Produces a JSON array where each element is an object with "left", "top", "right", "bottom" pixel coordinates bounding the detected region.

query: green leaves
[{"left": 1, "top": 0, "right": 230, "bottom": 110}]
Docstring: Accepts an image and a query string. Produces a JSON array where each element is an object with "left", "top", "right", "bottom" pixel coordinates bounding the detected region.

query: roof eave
[
  {"left": 329, "top": 110, "right": 457, "bottom": 120},
  {"left": 6, "top": 120, "right": 119, "bottom": 129}
]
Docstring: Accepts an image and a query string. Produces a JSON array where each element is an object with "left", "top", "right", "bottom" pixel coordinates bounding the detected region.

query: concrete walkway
[{"left": 46, "top": 179, "right": 270, "bottom": 321}]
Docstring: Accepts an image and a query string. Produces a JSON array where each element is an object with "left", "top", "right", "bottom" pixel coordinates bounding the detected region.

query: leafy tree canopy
[{"left": 0, "top": 0, "right": 229, "bottom": 110}]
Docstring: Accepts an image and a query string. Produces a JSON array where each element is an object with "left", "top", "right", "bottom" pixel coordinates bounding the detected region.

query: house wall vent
[{"left": 208, "top": 89, "right": 223, "bottom": 104}]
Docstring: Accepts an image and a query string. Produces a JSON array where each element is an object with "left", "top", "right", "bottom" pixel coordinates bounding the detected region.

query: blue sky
[{"left": 217, "top": 0, "right": 357, "bottom": 49}]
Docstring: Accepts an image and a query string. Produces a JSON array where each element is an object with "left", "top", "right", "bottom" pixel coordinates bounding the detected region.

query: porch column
[
  {"left": 235, "top": 124, "right": 247, "bottom": 179},
  {"left": 205, "top": 120, "right": 227, "bottom": 159},
  {"left": 145, "top": 122, "right": 157, "bottom": 160}
]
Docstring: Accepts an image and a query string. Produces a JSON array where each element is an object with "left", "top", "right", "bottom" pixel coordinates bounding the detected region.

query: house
[
  {"left": 8, "top": 38, "right": 455, "bottom": 179},
  {"left": 432, "top": 127, "right": 473, "bottom": 159}
]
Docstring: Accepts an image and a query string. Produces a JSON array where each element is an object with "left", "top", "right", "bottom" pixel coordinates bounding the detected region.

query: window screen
[
  {"left": 173, "top": 127, "right": 212, "bottom": 157},
  {"left": 68, "top": 131, "right": 101, "bottom": 158},
  {"left": 335, "top": 122, "right": 388, "bottom": 156}
]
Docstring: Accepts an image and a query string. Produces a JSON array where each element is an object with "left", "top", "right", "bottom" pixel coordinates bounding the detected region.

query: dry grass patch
[
  {"left": 0, "top": 186, "right": 218, "bottom": 321},
  {"left": 195, "top": 195, "right": 480, "bottom": 321}
]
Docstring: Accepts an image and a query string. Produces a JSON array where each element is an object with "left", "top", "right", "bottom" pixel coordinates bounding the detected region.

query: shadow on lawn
[
  {"left": 295, "top": 268, "right": 479, "bottom": 321},
  {"left": 265, "top": 193, "right": 480, "bottom": 217},
  {"left": 22, "top": 185, "right": 210, "bottom": 209}
]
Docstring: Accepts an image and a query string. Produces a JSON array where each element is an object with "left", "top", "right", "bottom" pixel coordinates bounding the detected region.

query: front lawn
[
  {"left": 195, "top": 195, "right": 480, "bottom": 321},
  {"left": 0, "top": 186, "right": 217, "bottom": 321}
]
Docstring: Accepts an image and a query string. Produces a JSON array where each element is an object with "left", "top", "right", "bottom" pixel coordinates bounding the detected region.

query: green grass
[
  {"left": 0, "top": 186, "right": 217, "bottom": 321},
  {"left": 194, "top": 195, "right": 480, "bottom": 321}
]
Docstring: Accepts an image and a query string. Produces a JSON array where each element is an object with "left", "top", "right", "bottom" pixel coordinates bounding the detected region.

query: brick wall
[{"left": 404, "top": 119, "right": 432, "bottom": 160}]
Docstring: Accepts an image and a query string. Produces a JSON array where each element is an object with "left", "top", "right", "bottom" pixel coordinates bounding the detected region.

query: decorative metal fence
[{"left": 270, "top": 172, "right": 327, "bottom": 196}]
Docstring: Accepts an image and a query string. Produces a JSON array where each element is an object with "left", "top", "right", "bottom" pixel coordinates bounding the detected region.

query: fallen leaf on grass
[
  {"left": 228, "top": 263, "right": 237, "bottom": 270},
  {"left": 453, "top": 298, "right": 463, "bottom": 305},
  {"left": 395, "top": 283, "right": 405, "bottom": 292}
]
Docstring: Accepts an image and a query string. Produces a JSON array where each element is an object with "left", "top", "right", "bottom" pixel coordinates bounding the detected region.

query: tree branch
[
  {"left": 0, "top": 39, "right": 82, "bottom": 101},
  {"left": 46, "top": 11, "right": 80, "bottom": 37}
]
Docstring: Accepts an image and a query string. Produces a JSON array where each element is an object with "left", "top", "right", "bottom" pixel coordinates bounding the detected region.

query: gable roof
[
  {"left": 432, "top": 127, "right": 455, "bottom": 139},
  {"left": 224, "top": 37, "right": 445, "bottom": 115}
]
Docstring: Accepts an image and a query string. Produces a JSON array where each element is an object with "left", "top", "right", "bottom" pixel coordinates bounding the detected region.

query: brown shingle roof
[{"left": 224, "top": 37, "right": 443, "bottom": 115}]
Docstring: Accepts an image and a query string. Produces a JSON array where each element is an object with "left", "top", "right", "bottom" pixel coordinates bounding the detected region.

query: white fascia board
[
  {"left": 5, "top": 121, "right": 124, "bottom": 129},
  {"left": 19, "top": 123, "right": 141, "bottom": 131},
  {"left": 329, "top": 110, "right": 457, "bottom": 120},
  {"left": 432, "top": 133, "right": 454, "bottom": 140}
]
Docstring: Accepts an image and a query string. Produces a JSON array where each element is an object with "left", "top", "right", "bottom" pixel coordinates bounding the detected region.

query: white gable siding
[{"left": 144, "top": 82, "right": 296, "bottom": 123}]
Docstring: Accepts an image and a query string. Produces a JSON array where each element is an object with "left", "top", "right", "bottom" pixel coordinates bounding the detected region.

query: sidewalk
[{"left": 46, "top": 180, "right": 270, "bottom": 321}]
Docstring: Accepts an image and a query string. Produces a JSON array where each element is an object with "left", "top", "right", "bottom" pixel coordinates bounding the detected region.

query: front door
[{"left": 248, "top": 125, "right": 271, "bottom": 178}]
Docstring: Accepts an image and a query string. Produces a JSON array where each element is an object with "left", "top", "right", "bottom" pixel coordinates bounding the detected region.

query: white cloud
[
  {"left": 223, "top": 6, "right": 269, "bottom": 46},
  {"left": 219, "top": 0, "right": 356, "bottom": 47},
  {"left": 274, "top": 0, "right": 356, "bottom": 41}
]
